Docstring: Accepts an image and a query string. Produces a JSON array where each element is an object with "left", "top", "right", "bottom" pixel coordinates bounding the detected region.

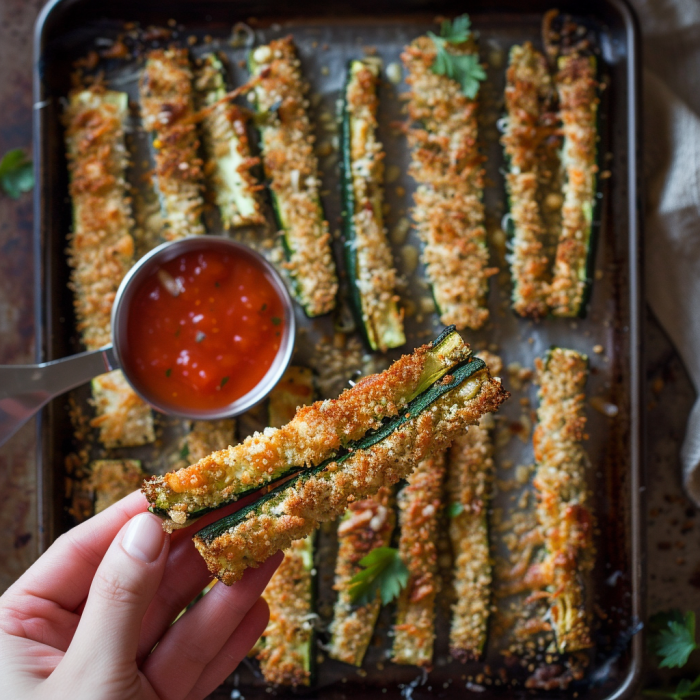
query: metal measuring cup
[{"left": 0, "top": 237, "right": 296, "bottom": 447}]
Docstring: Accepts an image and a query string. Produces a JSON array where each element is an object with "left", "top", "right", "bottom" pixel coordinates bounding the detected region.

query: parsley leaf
[
  {"left": 440, "top": 14, "right": 471, "bottom": 43},
  {"left": 650, "top": 610, "right": 698, "bottom": 669},
  {"left": 348, "top": 546, "right": 409, "bottom": 607},
  {"left": 180, "top": 443, "right": 190, "bottom": 459},
  {"left": 644, "top": 674, "right": 700, "bottom": 700},
  {"left": 0, "top": 148, "right": 34, "bottom": 200},
  {"left": 428, "top": 14, "right": 486, "bottom": 99}
]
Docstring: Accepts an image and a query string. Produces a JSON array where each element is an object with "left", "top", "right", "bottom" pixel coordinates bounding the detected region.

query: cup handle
[{"left": 0, "top": 345, "right": 120, "bottom": 447}]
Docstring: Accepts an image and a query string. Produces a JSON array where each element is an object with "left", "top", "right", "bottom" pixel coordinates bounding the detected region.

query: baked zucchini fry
[
  {"left": 193, "top": 358, "right": 508, "bottom": 585},
  {"left": 90, "top": 370, "right": 155, "bottom": 448},
  {"left": 391, "top": 452, "right": 445, "bottom": 668},
  {"left": 341, "top": 58, "right": 405, "bottom": 352},
  {"left": 185, "top": 419, "right": 236, "bottom": 463},
  {"left": 533, "top": 348, "right": 593, "bottom": 652},
  {"left": 255, "top": 367, "right": 316, "bottom": 686},
  {"left": 63, "top": 86, "right": 135, "bottom": 351},
  {"left": 503, "top": 44, "right": 556, "bottom": 319},
  {"left": 257, "top": 535, "right": 316, "bottom": 686},
  {"left": 63, "top": 86, "right": 155, "bottom": 448},
  {"left": 402, "top": 34, "right": 494, "bottom": 330},
  {"left": 143, "top": 327, "right": 470, "bottom": 526},
  {"left": 329, "top": 487, "right": 395, "bottom": 666},
  {"left": 248, "top": 37, "right": 338, "bottom": 317},
  {"left": 140, "top": 48, "right": 206, "bottom": 240},
  {"left": 90, "top": 459, "right": 145, "bottom": 514},
  {"left": 546, "top": 54, "right": 599, "bottom": 316},
  {"left": 193, "top": 53, "right": 265, "bottom": 228},
  {"left": 447, "top": 351, "right": 501, "bottom": 661}
]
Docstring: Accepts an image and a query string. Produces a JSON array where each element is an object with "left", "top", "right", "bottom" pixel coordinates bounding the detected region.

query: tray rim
[{"left": 31, "top": 0, "right": 645, "bottom": 697}]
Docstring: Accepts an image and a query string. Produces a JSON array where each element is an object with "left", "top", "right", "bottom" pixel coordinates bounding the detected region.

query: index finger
[{"left": 7, "top": 490, "right": 148, "bottom": 612}]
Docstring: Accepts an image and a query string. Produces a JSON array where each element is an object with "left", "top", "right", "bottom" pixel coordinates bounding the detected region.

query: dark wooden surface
[{"left": 0, "top": 1, "right": 698, "bottom": 694}]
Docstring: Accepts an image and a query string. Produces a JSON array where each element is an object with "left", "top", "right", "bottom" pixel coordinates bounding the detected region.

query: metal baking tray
[{"left": 33, "top": 0, "right": 643, "bottom": 698}]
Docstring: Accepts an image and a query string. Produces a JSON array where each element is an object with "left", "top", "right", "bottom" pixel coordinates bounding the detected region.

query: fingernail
[{"left": 121, "top": 513, "right": 165, "bottom": 563}]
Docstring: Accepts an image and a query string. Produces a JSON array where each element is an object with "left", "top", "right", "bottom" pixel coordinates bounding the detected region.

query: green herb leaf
[
  {"left": 180, "top": 443, "right": 190, "bottom": 459},
  {"left": 260, "top": 303, "right": 267, "bottom": 312},
  {"left": 448, "top": 501, "right": 463, "bottom": 518},
  {"left": 428, "top": 14, "right": 486, "bottom": 99},
  {"left": 348, "top": 546, "right": 408, "bottom": 607},
  {"left": 440, "top": 14, "right": 471, "bottom": 43},
  {"left": 165, "top": 368, "right": 172, "bottom": 377},
  {"left": 271, "top": 317, "right": 281, "bottom": 326},
  {"left": 220, "top": 376, "right": 229, "bottom": 388},
  {"left": 650, "top": 610, "right": 698, "bottom": 669},
  {"left": 644, "top": 674, "right": 700, "bottom": 700},
  {"left": 0, "top": 148, "right": 34, "bottom": 200},
  {"left": 195, "top": 331, "right": 206, "bottom": 343}
]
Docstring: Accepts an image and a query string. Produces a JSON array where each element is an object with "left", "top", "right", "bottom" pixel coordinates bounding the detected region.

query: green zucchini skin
[
  {"left": 340, "top": 58, "right": 405, "bottom": 352},
  {"left": 195, "top": 356, "right": 487, "bottom": 545},
  {"left": 547, "top": 54, "right": 600, "bottom": 318},
  {"left": 247, "top": 38, "right": 338, "bottom": 318}
]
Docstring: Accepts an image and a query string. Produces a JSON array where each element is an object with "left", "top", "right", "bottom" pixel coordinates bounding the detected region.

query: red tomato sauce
[{"left": 126, "top": 247, "right": 285, "bottom": 412}]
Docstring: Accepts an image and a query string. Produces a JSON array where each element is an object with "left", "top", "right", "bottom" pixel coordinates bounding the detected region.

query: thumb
[{"left": 60, "top": 512, "right": 169, "bottom": 681}]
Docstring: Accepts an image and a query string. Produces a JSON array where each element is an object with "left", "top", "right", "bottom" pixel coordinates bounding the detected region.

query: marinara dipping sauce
[{"left": 126, "top": 246, "right": 287, "bottom": 412}]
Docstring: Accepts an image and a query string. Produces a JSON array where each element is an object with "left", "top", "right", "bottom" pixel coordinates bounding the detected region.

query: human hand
[{"left": 0, "top": 491, "right": 282, "bottom": 700}]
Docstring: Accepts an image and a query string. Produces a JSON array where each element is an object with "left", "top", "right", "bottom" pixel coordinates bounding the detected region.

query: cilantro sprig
[
  {"left": 427, "top": 14, "right": 486, "bottom": 99},
  {"left": 348, "top": 546, "right": 409, "bottom": 606},
  {"left": 0, "top": 148, "right": 34, "bottom": 200},
  {"left": 644, "top": 610, "right": 700, "bottom": 700},
  {"left": 650, "top": 610, "right": 698, "bottom": 669}
]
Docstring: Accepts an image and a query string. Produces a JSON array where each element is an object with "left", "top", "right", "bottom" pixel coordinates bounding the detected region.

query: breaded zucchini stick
[
  {"left": 90, "top": 371, "right": 155, "bottom": 448},
  {"left": 503, "top": 44, "right": 557, "bottom": 319},
  {"left": 391, "top": 452, "right": 445, "bottom": 668},
  {"left": 90, "top": 459, "right": 145, "bottom": 514},
  {"left": 248, "top": 37, "right": 338, "bottom": 317},
  {"left": 402, "top": 35, "right": 494, "bottom": 330},
  {"left": 329, "top": 487, "right": 395, "bottom": 666},
  {"left": 533, "top": 348, "right": 593, "bottom": 652},
  {"left": 185, "top": 419, "right": 236, "bottom": 463},
  {"left": 193, "top": 53, "right": 265, "bottom": 228},
  {"left": 63, "top": 86, "right": 135, "bottom": 351},
  {"left": 193, "top": 358, "right": 508, "bottom": 585},
  {"left": 63, "top": 86, "right": 155, "bottom": 448},
  {"left": 546, "top": 55, "right": 599, "bottom": 316},
  {"left": 143, "top": 328, "right": 470, "bottom": 527},
  {"left": 140, "top": 48, "right": 206, "bottom": 240},
  {"left": 447, "top": 351, "right": 501, "bottom": 661},
  {"left": 341, "top": 57, "right": 405, "bottom": 352},
  {"left": 257, "top": 536, "right": 315, "bottom": 685},
  {"left": 256, "top": 366, "right": 316, "bottom": 686}
]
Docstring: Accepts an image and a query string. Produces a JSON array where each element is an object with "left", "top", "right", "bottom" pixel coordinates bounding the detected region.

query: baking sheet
[{"left": 33, "top": 2, "right": 643, "bottom": 698}]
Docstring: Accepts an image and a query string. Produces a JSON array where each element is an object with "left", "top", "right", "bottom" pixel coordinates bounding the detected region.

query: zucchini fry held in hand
[
  {"left": 447, "top": 351, "right": 501, "bottom": 661},
  {"left": 391, "top": 453, "right": 445, "bottom": 668},
  {"left": 248, "top": 37, "right": 338, "bottom": 317},
  {"left": 545, "top": 14, "right": 600, "bottom": 317},
  {"left": 63, "top": 86, "right": 155, "bottom": 448},
  {"left": 256, "top": 367, "right": 316, "bottom": 687},
  {"left": 402, "top": 16, "right": 495, "bottom": 331},
  {"left": 192, "top": 346, "right": 508, "bottom": 585},
  {"left": 193, "top": 53, "right": 265, "bottom": 228},
  {"left": 502, "top": 44, "right": 559, "bottom": 319},
  {"left": 329, "top": 487, "right": 396, "bottom": 667},
  {"left": 140, "top": 48, "right": 206, "bottom": 240},
  {"left": 341, "top": 57, "right": 405, "bottom": 352},
  {"left": 143, "top": 327, "right": 471, "bottom": 527},
  {"left": 533, "top": 348, "right": 593, "bottom": 653}
]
